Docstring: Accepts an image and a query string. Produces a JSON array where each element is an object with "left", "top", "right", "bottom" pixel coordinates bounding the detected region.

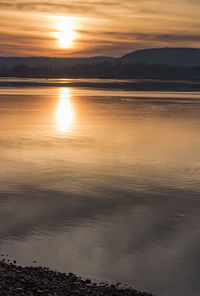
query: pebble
[{"left": 0, "top": 260, "right": 153, "bottom": 296}]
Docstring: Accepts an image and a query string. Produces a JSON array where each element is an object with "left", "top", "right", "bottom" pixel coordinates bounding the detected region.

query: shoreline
[
  {"left": 0, "top": 78, "right": 200, "bottom": 92},
  {"left": 0, "top": 260, "right": 153, "bottom": 296}
]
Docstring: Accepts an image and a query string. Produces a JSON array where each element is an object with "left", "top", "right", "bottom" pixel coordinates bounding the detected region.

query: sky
[{"left": 0, "top": 0, "right": 200, "bottom": 57}]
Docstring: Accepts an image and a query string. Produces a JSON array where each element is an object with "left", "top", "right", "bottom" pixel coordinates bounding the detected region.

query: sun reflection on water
[{"left": 56, "top": 88, "right": 73, "bottom": 132}]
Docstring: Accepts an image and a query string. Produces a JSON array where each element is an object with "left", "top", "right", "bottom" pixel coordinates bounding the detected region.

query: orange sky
[{"left": 0, "top": 0, "right": 200, "bottom": 57}]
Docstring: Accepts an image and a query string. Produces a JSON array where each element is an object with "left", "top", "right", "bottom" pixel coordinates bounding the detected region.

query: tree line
[{"left": 1, "top": 61, "right": 200, "bottom": 79}]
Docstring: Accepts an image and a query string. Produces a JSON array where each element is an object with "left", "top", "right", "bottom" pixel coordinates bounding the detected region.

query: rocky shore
[{"left": 0, "top": 260, "right": 153, "bottom": 296}]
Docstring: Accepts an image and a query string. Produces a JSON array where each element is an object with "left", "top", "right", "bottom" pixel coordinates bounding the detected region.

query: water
[{"left": 0, "top": 82, "right": 200, "bottom": 295}]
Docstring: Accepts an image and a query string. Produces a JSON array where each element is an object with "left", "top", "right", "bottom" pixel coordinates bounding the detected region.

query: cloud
[
  {"left": 0, "top": 0, "right": 200, "bottom": 56},
  {"left": 102, "top": 31, "right": 200, "bottom": 43},
  {"left": 0, "top": 1, "right": 134, "bottom": 17}
]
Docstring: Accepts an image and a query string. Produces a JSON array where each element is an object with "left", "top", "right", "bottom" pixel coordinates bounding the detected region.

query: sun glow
[
  {"left": 56, "top": 88, "right": 74, "bottom": 132},
  {"left": 54, "top": 18, "right": 77, "bottom": 48}
]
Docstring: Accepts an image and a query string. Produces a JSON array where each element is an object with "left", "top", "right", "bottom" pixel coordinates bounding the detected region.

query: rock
[{"left": 0, "top": 260, "right": 153, "bottom": 296}]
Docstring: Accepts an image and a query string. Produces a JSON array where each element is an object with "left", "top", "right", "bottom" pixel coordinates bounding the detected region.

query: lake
[{"left": 0, "top": 80, "right": 200, "bottom": 296}]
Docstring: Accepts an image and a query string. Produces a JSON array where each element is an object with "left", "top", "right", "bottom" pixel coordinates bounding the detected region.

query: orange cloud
[{"left": 0, "top": 0, "right": 200, "bottom": 57}]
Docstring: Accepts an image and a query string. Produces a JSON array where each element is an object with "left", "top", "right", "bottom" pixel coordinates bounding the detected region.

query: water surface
[{"left": 0, "top": 83, "right": 200, "bottom": 296}]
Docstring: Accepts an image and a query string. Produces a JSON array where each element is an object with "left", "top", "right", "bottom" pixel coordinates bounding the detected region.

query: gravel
[{"left": 0, "top": 260, "right": 153, "bottom": 296}]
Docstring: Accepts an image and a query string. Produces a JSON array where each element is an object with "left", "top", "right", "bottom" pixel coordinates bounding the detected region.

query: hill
[
  {"left": 1, "top": 48, "right": 200, "bottom": 69},
  {"left": 119, "top": 48, "right": 200, "bottom": 67},
  {"left": 1, "top": 48, "right": 200, "bottom": 79}
]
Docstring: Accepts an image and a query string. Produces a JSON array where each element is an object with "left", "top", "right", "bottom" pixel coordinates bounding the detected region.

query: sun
[{"left": 54, "top": 18, "right": 77, "bottom": 48}]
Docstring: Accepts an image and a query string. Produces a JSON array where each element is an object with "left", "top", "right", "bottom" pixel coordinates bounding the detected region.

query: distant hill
[
  {"left": 1, "top": 48, "right": 200, "bottom": 79},
  {"left": 1, "top": 48, "right": 200, "bottom": 69},
  {"left": 119, "top": 48, "right": 200, "bottom": 67}
]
